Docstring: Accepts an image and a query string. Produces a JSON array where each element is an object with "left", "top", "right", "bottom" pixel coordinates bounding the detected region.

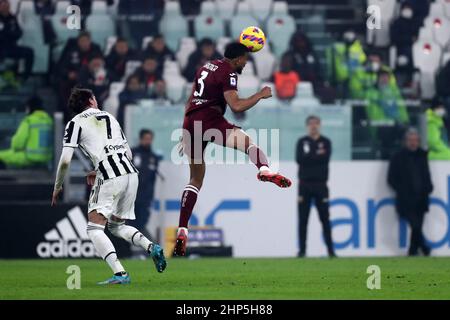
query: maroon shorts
[{"left": 182, "top": 107, "right": 240, "bottom": 162}]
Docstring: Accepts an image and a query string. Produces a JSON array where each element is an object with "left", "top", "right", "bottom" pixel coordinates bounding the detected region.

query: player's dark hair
[
  {"left": 306, "top": 115, "right": 321, "bottom": 125},
  {"left": 139, "top": 129, "right": 154, "bottom": 139},
  {"left": 224, "top": 42, "right": 249, "bottom": 60},
  {"left": 68, "top": 87, "right": 94, "bottom": 114}
]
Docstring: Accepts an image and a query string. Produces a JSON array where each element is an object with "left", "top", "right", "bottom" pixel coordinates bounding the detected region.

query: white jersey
[{"left": 63, "top": 107, "right": 138, "bottom": 180}]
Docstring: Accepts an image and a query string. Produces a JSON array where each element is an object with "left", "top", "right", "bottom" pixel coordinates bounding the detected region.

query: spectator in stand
[
  {"left": 400, "top": 0, "right": 430, "bottom": 24},
  {"left": 183, "top": 38, "right": 221, "bottom": 82},
  {"left": 0, "top": 0, "right": 34, "bottom": 80},
  {"left": 326, "top": 29, "right": 366, "bottom": 98},
  {"left": 436, "top": 60, "right": 450, "bottom": 123},
  {"left": 362, "top": 69, "right": 409, "bottom": 159},
  {"left": 142, "top": 34, "right": 175, "bottom": 73},
  {"left": 117, "top": 74, "right": 150, "bottom": 128},
  {"left": 350, "top": 51, "right": 396, "bottom": 99},
  {"left": 388, "top": 128, "right": 433, "bottom": 256},
  {"left": 79, "top": 55, "right": 111, "bottom": 104},
  {"left": 133, "top": 55, "right": 166, "bottom": 100},
  {"left": 394, "top": 55, "right": 420, "bottom": 99},
  {"left": 365, "top": 70, "right": 409, "bottom": 124},
  {"left": 34, "top": 0, "right": 56, "bottom": 45},
  {"left": 390, "top": 2, "right": 420, "bottom": 66},
  {"left": 106, "top": 38, "right": 137, "bottom": 81},
  {"left": 273, "top": 53, "right": 300, "bottom": 100},
  {"left": 426, "top": 97, "right": 450, "bottom": 160},
  {"left": 0, "top": 96, "right": 53, "bottom": 169},
  {"left": 57, "top": 31, "right": 102, "bottom": 119},
  {"left": 284, "top": 31, "right": 321, "bottom": 90},
  {"left": 118, "top": 0, "right": 163, "bottom": 48}
]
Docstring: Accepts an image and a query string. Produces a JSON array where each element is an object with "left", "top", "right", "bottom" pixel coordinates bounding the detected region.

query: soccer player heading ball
[{"left": 174, "top": 42, "right": 292, "bottom": 257}]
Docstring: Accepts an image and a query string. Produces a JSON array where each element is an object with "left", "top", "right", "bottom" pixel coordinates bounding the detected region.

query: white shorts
[{"left": 88, "top": 173, "right": 138, "bottom": 220}]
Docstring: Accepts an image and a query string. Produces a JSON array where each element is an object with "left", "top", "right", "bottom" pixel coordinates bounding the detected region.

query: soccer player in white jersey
[{"left": 51, "top": 88, "right": 166, "bottom": 285}]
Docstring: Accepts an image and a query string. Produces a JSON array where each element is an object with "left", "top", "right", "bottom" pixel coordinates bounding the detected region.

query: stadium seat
[
  {"left": 443, "top": 52, "right": 450, "bottom": 67},
  {"left": 200, "top": 1, "right": 217, "bottom": 15},
  {"left": 429, "top": 1, "right": 447, "bottom": 18},
  {"left": 367, "top": 0, "right": 396, "bottom": 23},
  {"left": 413, "top": 40, "right": 442, "bottom": 99},
  {"left": 217, "top": 37, "right": 231, "bottom": 55},
  {"left": 236, "top": 0, "right": 252, "bottom": 14},
  {"left": 418, "top": 26, "right": 433, "bottom": 42},
  {"left": 272, "top": 1, "right": 288, "bottom": 15},
  {"left": 104, "top": 36, "right": 118, "bottom": 55},
  {"left": 290, "top": 96, "right": 321, "bottom": 108},
  {"left": 237, "top": 74, "right": 260, "bottom": 98},
  {"left": 194, "top": 14, "right": 225, "bottom": 41},
  {"left": 55, "top": 1, "right": 71, "bottom": 14},
  {"left": 164, "top": 74, "right": 187, "bottom": 103},
  {"left": 248, "top": 0, "right": 273, "bottom": 23},
  {"left": 366, "top": 1, "right": 393, "bottom": 48},
  {"left": 91, "top": 0, "right": 108, "bottom": 14},
  {"left": 253, "top": 45, "right": 276, "bottom": 81},
  {"left": 176, "top": 37, "right": 197, "bottom": 70},
  {"left": 443, "top": 0, "right": 450, "bottom": 19},
  {"left": 103, "top": 82, "right": 125, "bottom": 117},
  {"left": 142, "top": 36, "right": 154, "bottom": 50},
  {"left": 85, "top": 13, "right": 116, "bottom": 50},
  {"left": 258, "top": 82, "right": 278, "bottom": 108},
  {"left": 123, "top": 60, "right": 142, "bottom": 80},
  {"left": 184, "top": 82, "right": 194, "bottom": 100},
  {"left": 230, "top": 10, "right": 259, "bottom": 39},
  {"left": 51, "top": 6, "right": 80, "bottom": 62},
  {"left": 242, "top": 61, "right": 255, "bottom": 76},
  {"left": 266, "top": 7, "right": 296, "bottom": 58},
  {"left": 163, "top": 60, "right": 182, "bottom": 77},
  {"left": 296, "top": 82, "right": 314, "bottom": 98},
  {"left": 9, "top": 0, "right": 20, "bottom": 14},
  {"left": 432, "top": 18, "right": 450, "bottom": 49},
  {"left": 159, "top": 1, "right": 188, "bottom": 52},
  {"left": 215, "top": 0, "right": 237, "bottom": 21},
  {"left": 17, "top": 1, "right": 49, "bottom": 73}
]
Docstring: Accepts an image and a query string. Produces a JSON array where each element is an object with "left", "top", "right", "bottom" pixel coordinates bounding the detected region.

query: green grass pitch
[{"left": 1, "top": 257, "right": 449, "bottom": 299}]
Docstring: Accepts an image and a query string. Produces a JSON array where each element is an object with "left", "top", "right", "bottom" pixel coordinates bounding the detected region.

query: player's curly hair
[
  {"left": 68, "top": 87, "right": 94, "bottom": 114},
  {"left": 224, "top": 42, "right": 249, "bottom": 60}
]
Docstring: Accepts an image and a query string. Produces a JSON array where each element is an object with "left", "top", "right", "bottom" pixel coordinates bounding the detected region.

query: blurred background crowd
[{"left": 1, "top": 0, "right": 450, "bottom": 178}]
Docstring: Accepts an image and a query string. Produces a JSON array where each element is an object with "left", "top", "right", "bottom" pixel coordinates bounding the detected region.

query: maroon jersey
[{"left": 185, "top": 59, "right": 238, "bottom": 115}]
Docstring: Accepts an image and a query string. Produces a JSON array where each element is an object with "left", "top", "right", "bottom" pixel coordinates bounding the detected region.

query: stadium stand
[{"left": 2, "top": 0, "right": 450, "bottom": 184}]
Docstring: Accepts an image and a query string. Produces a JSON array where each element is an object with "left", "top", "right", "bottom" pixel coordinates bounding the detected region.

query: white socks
[
  {"left": 177, "top": 227, "right": 189, "bottom": 237},
  {"left": 87, "top": 222, "right": 125, "bottom": 274},
  {"left": 108, "top": 220, "right": 153, "bottom": 252},
  {"left": 259, "top": 165, "right": 271, "bottom": 173}
]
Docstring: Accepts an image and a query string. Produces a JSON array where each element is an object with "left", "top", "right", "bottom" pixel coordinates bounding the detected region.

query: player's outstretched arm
[
  {"left": 51, "top": 147, "right": 74, "bottom": 206},
  {"left": 224, "top": 86, "right": 272, "bottom": 113}
]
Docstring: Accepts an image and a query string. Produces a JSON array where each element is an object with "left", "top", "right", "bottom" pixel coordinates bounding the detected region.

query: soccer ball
[{"left": 239, "top": 26, "right": 266, "bottom": 52}]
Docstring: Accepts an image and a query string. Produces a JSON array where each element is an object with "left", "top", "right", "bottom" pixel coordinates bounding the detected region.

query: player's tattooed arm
[
  {"left": 224, "top": 86, "right": 272, "bottom": 113},
  {"left": 52, "top": 147, "right": 74, "bottom": 206}
]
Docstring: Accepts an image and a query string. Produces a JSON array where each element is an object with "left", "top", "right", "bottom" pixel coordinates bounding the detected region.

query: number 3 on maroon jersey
[{"left": 194, "top": 71, "right": 209, "bottom": 97}]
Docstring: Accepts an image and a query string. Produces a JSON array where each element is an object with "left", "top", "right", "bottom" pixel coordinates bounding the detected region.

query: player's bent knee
[
  {"left": 86, "top": 221, "right": 106, "bottom": 240},
  {"left": 88, "top": 210, "right": 107, "bottom": 225},
  {"left": 107, "top": 220, "right": 139, "bottom": 243}
]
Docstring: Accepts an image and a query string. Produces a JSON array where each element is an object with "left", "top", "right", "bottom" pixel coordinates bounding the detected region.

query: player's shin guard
[
  {"left": 178, "top": 184, "right": 199, "bottom": 228},
  {"left": 246, "top": 144, "right": 269, "bottom": 170},
  {"left": 87, "top": 222, "right": 125, "bottom": 274},
  {"left": 108, "top": 220, "right": 153, "bottom": 253}
]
